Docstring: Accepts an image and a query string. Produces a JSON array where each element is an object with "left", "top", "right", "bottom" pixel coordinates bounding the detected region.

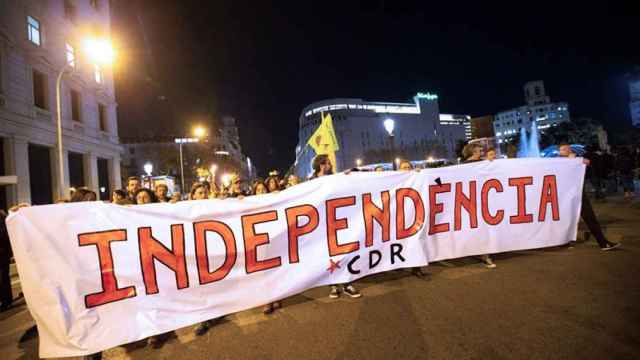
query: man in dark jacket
[{"left": 558, "top": 144, "right": 620, "bottom": 251}]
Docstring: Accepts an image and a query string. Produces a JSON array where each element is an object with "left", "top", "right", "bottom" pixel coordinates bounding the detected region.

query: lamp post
[
  {"left": 55, "top": 37, "right": 114, "bottom": 200},
  {"left": 383, "top": 118, "right": 396, "bottom": 170},
  {"left": 175, "top": 126, "right": 207, "bottom": 193}
]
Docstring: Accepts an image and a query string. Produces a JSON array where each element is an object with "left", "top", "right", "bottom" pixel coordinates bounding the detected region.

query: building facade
[
  {"left": 629, "top": 76, "right": 640, "bottom": 127},
  {"left": 121, "top": 116, "right": 256, "bottom": 192},
  {"left": 293, "top": 93, "right": 467, "bottom": 178},
  {"left": 493, "top": 81, "right": 570, "bottom": 145},
  {"left": 470, "top": 115, "right": 494, "bottom": 139},
  {"left": 0, "top": 0, "right": 121, "bottom": 206}
]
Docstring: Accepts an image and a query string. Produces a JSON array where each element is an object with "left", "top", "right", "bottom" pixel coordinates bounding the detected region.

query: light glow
[
  {"left": 83, "top": 37, "right": 115, "bottom": 65},
  {"left": 415, "top": 92, "right": 439, "bottom": 100},
  {"left": 143, "top": 162, "right": 153, "bottom": 176},
  {"left": 193, "top": 126, "right": 207, "bottom": 138},
  {"left": 383, "top": 118, "right": 395, "bottom": 136}
]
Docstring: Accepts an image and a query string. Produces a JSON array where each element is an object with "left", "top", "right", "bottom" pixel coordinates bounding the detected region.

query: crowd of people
[{"left": 0, "top": 141, "right": 632, "bottom": 359}]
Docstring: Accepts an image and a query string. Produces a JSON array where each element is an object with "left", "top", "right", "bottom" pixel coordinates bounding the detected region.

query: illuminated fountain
[{"left": 517, "top": 121, "right": 541, "bottom": 158}]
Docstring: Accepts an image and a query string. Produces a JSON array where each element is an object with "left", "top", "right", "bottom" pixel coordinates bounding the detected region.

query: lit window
[
  {"left": 65, "top": 43, "right": 75, "bottom": 67},
  {"left": 27, "top": 16, "right": 41, "bottom": 46},
  {"left": 94, "top": 64, "right": 103, "bottom": 83}
]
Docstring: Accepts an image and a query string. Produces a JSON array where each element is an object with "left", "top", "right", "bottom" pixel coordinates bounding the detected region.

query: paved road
[{"left": 1, "top": 196, "right": 639, "bottom": 359}]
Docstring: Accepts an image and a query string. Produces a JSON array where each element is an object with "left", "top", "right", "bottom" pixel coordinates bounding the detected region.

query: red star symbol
[{"left": 326, "top": 259, "right": 341, "bottom": 274}]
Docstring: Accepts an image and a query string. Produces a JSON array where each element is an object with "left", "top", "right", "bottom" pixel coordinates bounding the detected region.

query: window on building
[
  {"left": 94, "top": 64, "right": 103, "bottom": 83},
  {"left": 90, "top": 0, "right": 100, "bottom": 10},
  {"left": 98, "top": 103, "right": 108, "bottom": 131},
  {"left": 535, "top": 86, "right": 541, "bottom": 96},
  {"left": 32, "top": 70, "right": 47, "bottom": 109},
  {"left": 27, "top": 16, "right": 41, "bottom": 46},
  {"left": 64, "top": 0, "right": 76, "bottom": 22},
  {"left": 65, "top": 43, "right": 75, "bottom": 67},
  {"left": 70, "top": 90, "right": 81, "bottom": 122}
]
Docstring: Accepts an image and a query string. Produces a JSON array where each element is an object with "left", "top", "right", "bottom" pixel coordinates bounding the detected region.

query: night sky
[{"left": 111, "top": 1, "right": 639, "bottom": 176}]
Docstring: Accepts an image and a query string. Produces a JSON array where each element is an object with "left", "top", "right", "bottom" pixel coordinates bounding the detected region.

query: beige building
[{"left": 0, "top": 0, "right": 121, "bottom": 207}]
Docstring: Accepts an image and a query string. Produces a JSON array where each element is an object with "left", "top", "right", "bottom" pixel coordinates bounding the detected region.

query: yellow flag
[
  {"left": 307, "top": 112, "right": 340, "bottom": 171},
  {"left": 307, "top": 112, "right": 339, "bottom": 153}
]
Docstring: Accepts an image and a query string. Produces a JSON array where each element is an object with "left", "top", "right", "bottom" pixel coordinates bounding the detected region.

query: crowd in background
[{"left": 0, "top": 141, "right": 635, "bottom": 359}]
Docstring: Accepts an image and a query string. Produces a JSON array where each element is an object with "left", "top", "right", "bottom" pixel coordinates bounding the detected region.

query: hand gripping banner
[{"left": 6, "top": 158, "right": 585, "bottom": 357}]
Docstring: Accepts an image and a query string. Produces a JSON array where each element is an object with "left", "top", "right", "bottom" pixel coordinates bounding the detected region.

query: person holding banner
[
  {"left": 558, "top": 143, "right": 620, "bottom": 251},
  {"left": 462, "top": 144, "right": 497, "bottom": 268},
  {"left": 311, "top": 154, "right": 362, "bottom": 299},
  {"left": 190, "top": 182, "right": 210, "bottom": 200},
  {"left": 125, "top": 176, "right": 142, "bottom": 204},
  {"left": 398, "top": 160, "right": 428, "bottom": 278}
]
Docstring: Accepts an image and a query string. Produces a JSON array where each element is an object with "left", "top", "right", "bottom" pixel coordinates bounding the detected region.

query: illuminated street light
[
  {"left": 56, "top": 36, "right": 115, "bottom": 200},
  {"left": 356, "top": 158, "right": 362, "bottom": 167},
  {"left": 83, "top": 37, "right": 116, "bottom": 65},
  {"left": 383, "top": 118, "right": 395, "bottom": 136},
  {"left": 193, "top": 126, "right": 207, "bottom": 138},
  {"left": 427, "top": 156, "right": 434, "bottom": 163},
  {"left": 144, "top": 162, "right": 153, "bottom": 176},
  {"left": 383, "top": 118, "right": 397, "bottom": 170},
  {"left": 221, "top": 173, "right": 232, "bottom": 187},
  {"left": 395, "top": 157, "right": 400, "bottom": 165}
]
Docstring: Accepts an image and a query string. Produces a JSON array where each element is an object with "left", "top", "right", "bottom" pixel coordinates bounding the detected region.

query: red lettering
[
  {"left": 508, "top": 177, "right": 534, "bottom": 224},
  {"left": 241, "top": 211, "right": 282, "bottom": 274},
  {"left": 428, "top": 184, "right": 451, "bottom": 235},
  {"left": 194, "top": 221, "right": 237, "bottom": 284},
  {"left": 285, "top": 204, "right": 319, "bottom": 263},
  {"left": 138, "top": 225, "right": 189, "bottom": 295},
  {"left": 538, "top": 175, "right": 560, "bottom": 221},
  {"left": 78, "top": 230, "right": 136, "bottom": 308},
  {"left": 454, "top": 181, "right": 478, "bottom": 231},
  {"left": 326, "top": 196, "right": 359, "bottom": 256},
  {"left": 396, "top": 188, "right": 425, "bottom": 239},
  {"left": 481, "top": 179, "right": 505, "bottom": 225},
  {"left": 362, "top": 191, "right": 391, "bottom": 247}
]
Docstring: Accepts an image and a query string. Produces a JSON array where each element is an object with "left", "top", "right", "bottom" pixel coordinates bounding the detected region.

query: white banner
[{"left": 7, "top": 158, "right": 585, "bottom": 357}]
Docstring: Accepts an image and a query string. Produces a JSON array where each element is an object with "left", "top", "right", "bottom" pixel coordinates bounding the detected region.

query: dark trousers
[
  {"left": 581, "top": 193, "right": 608, "bottom": 248},
  {"left": 0, "top": 252, "right": 12, "bottom": 307}
]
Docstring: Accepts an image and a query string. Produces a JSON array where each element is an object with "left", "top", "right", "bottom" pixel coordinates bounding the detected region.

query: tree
[{"left": 540, "top": 119, "right": 600, "bottom": 149}]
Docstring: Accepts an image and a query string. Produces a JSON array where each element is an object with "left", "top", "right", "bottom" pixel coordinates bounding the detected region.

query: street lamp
[
  {"left": 383, "top": 118, "right": 396, "bottom": 170},
  {"left": 193, "top": 126, "right": 207, "bottom": 138},
  {"left": 356, "top": 158, "right": 362, "bottom": 167},
  {"left": 144, "top": 162, "right": 153, "bottom": 176},
  {"left": 175, "top": 126, "right": 207, "bottom": 193},
  {"left": 55, "top": 36, "right": 115, "bottom": 200}
]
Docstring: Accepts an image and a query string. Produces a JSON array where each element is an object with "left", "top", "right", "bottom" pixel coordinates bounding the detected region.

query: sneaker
[
  {"left": 147, "top": 335, "right": 165, "bottom": 349},
  {"left": 342, "top": 284, "right": 362, "bottom": 298},
  {"left": 194, "top": 320, "right": 212, "bottom": 336},
  {"left": 481, "top": 255, "right": 497, "bottom": 269},
  {"left": 601, "top": 242, "right": 621, "bottom": 251},
  {"left": 263, "top": 303, "right": 274, "bottom": 315},
  {"left": 329, "top": 285, "right": 340, "bottom": 299}
]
